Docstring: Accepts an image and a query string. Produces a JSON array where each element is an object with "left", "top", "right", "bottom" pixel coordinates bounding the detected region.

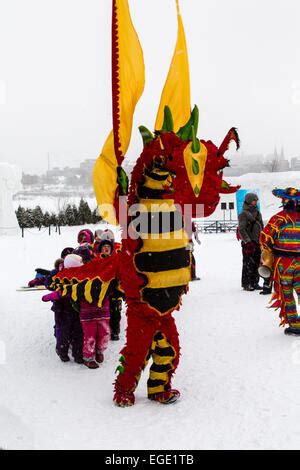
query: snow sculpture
[{"left": 0, "top": 162, "right": 22, "bottom": 236}]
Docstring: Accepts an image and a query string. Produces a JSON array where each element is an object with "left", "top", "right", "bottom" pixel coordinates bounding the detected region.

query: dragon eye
[{"left": 168, "top": 155, "right": 173, "bottom": 161}]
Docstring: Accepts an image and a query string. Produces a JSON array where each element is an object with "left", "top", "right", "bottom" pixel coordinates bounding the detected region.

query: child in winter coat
[
  {"left": 94, "top": 232, "right": 123, "bottom": 341},
  {"left": 42, "top": 253, "right": 84, "bottom": 363},
  {"left": 80, "top": 240, "right": 113, "bottom": 369},
  {"left": 76, "top": 229, "right": 95, "bottom": 261}
]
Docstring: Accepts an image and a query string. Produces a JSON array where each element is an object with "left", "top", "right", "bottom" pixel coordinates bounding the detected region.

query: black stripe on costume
[
  {"left": 154, "top": 346, "right": 175, "bottom": 357},
  {"left": 135, "top": 247, "right": 190, "bottom": 273},
  {"left": 153, "top": 331, "right": 164, "bottom": 341},
  {"left": 273, "top": 249, "right": 300, "bottom": 258},
  {"left": 137, "top": 186, "right": 166, "bottom": 199},
  {"left": 150, "top": 363, "right": 173, "bottom": 373},
  {"left": 66, "top": 284, "right": 72, "bottom": 297},
  {"left": 77, "top": 280, "right": 87, "bottom": 300},
  {"left": 142, "top": 286, "right": 186, "bottom": 314},
  {"left": 144, "top": 168, "right": 170, "bottom": 181},
  {"left": 131, "top": 211, "right": 183, "bottom": 235},
  {"left": 146, "top": 349, "right": 152, "bottom": 363},
  {"left": 91, "top": 278, "right": 103, "bottom": 299},
  {"left": 147, "top": 379, "right": 166, "bottom": 388}
]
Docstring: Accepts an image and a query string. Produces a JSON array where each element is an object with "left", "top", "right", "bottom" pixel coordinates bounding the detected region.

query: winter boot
[
  {"left": 59, "top": 355, "right": 70, "bottom": 362},
  {"left": 83, "top": 359, "right": 99, "bottom": 369},
  {"left": 148, "top": 389, "right": 180, "bottom": 404},
  {"left": 96, "top": 351, "right": 104, "bottom": 363},
  {"left": 74, "top": 356, "right": 84, "bottom": 364},
  {"left": 284, "top": 327, "right": 300, "bottom": 336},
  {"left": 253, "top": 284, "right": 263, "bottom": 291},
  {"left": 110, "top": 333, "right": 120, "bottom": 341},
  {"left": 113, "top": 382, "right": 135, "bottom": 407},
  {"left": 56, "top": 349, "right": 70, "bottom": 362},
  {"left": 243, "top": 285, "right": 255, "bottom": 291},
  {"left": 260, "top": 288, "right": 272, "bottom": 295}
]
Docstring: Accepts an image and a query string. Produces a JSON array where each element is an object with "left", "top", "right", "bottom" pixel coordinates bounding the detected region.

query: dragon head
[{"left": 134, "top": 105, "right": 240, "bottom": 217}]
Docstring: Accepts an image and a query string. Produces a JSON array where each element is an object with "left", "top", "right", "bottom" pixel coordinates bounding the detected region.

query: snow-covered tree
[
  {"left": 24, "top": 209, "right": 35, "bottom": 228},
  {"left": 15, "top": 206, "right": 27, "bottom": 228},
  {"left": 33, "top": 206, "right": 44, "bottom": 229},
  {"left": 43, "top": 211, "right": 51, "bottom": 227}
]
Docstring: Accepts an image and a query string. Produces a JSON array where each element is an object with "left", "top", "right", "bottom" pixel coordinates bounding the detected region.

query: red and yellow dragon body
[{"left": 51, "top": 0, "right": 240, "bottom": 406}]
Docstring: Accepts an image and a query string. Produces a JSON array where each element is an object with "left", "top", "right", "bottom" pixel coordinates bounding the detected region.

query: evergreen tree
[
  {"left": 78, "top": 198, "right": 92, "bottom": 224},
  {"left": 91, "top": 207, "right": 102, "bottom": 224},
  {"left": 33, "top": 205, "right": 44, "bottom": 229},
  {"left": 72, "top": 204, "right": 80, "bottom": 225},
  {"left": 57, "top": 210, "right": 65, "bottom": 227},
  {"left": 50, "top": 212, "right": 57, "bottom": 226},
  {"left": 78, "top": 198, "right": 86, "bottom": 224},
  {"left": 25, "top": 208, "right": 35, "bottom": 227},
  {"left": 43, "top": 211, "right": 51, "bottom": 227},
  {"left": 15, "top": 206, "right": 27, "bottom": 228},
  {"left": 83, "top": 200, "right": 92, "bottom": 224},
  {"left": 64, "top": 204, "right": 76, "bottom": 226}
]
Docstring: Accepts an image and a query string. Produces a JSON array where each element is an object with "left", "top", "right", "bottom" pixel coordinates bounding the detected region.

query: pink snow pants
[{"left": 81, "top": 319, "right": 110, "bottom": 360}]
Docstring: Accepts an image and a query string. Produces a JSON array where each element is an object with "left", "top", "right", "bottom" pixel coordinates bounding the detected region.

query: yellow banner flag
[
  {"left": 93, "top": 0, "right": 145, "bottom": 225},
  {"left": 155, "top": 0, "right": 191, "bottom": 132}
]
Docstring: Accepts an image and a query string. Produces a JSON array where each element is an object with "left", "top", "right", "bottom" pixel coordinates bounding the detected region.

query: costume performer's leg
[
  {"left": 147, "top": 315, "right": 180, "bottom": 397},
  {"left": 279, "top": 259, "right": 300, "bottom": 329},
  {"left": 293, "top": 259, "right": 300, "bottom": 305},
  {"left": 115, "top": 303, "right": 160, "bottom": 393}
]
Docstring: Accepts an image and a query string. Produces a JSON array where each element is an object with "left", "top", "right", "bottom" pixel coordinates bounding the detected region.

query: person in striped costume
[{"left": 260, "top": 188, "right": 300, "bottom": 335}]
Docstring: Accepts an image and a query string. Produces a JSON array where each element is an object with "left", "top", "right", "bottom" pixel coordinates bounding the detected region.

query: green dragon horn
[
  {"left": 138, "top": 126, "right": 154, "bottom": 147},
  {"left": 177, "top": 105, "right": 199, "bottom": 141},
  {"left": 191, "top": 125, "right": 200, "bottom": 153},
  {"left": 161, "top": 106, "right": 174, "bottom": 132}
]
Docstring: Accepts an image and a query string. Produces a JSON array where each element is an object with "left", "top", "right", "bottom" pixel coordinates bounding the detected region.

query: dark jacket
[{"left": 238, "top": 194, "right": 263, "bottom": 244}]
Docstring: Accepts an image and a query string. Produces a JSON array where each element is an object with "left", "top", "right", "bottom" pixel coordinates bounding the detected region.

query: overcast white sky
[{"left": 1, "top": 0, "right": 300, "bottom": 174}]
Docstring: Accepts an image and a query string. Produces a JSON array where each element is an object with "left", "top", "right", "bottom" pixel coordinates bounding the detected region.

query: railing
[
  {"left": 19, "top": 225, "right": 62, "bottom": 237},
  {"left": 195, "top": 220, "right": 238, "bottom": 233}
]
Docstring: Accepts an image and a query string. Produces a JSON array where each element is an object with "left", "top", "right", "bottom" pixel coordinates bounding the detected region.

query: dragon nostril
[{"left": 168, "top": 155, "right": 173, "bottom": 161}]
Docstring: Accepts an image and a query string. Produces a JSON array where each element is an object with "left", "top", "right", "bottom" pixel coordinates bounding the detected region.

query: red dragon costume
[{"left": 50, "top": 0, "right": 240, "bottom": 406}]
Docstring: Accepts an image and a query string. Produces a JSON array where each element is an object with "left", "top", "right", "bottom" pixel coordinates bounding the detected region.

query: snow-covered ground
[{"left": 1, "top": 223, "right": 300, "bottom": 450}]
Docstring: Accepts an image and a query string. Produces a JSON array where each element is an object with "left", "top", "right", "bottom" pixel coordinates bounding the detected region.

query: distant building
[
  {"left": 225, "top": 146, "right": 292, "bottom": 175},
  {"left": 291, "top": 157, "right": 300, "bottom": 171},
  {"left": 79, "top": 159, "right": 96, "bottom": 171},
  {"left": 21, "top": 173, "right": 40, "bottom": 186}
]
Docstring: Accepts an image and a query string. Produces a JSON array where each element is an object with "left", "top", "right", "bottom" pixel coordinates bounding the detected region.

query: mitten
[
  {"left": 42, "top": 291, "right": 61, "bottom": 302},
  {"left": 244, "top": 241, "right": 256, "bottom": 255}
]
